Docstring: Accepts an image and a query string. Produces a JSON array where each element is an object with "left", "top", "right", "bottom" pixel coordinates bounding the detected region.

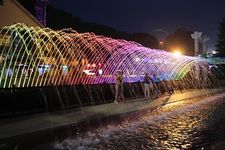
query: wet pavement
[
  {"left": 0, "top": 88, "right": 223, "bottom": 141},
  {"left": 52, "top": 93, "right": 225, "bottom": 150},
  {"left": 1, "top": 88, "right": 225, "bottom": 149}
]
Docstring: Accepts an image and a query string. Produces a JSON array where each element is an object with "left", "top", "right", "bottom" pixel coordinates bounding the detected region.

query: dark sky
[{"left": 49, "top": 0, "right": 225, "bottom": 50}]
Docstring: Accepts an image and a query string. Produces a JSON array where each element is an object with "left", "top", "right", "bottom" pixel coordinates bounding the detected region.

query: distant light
[
  {"left": 87, "top": 64, "right": 91, "bottom": 67},
  {"left": 39, "top": 64, "right": 44, "bottom": 67},
  {"left": 135, "top": 58, "right": 140, "bottom": 62},
  {"left": 83, "top": 70, "right": 95, "bottom": 75},
  {"left": 173, "top": 51, "right": 181, "bottom": 56},
  {"left": 98, "top": 69, "right": 103, "bottom": 75},
  {"left": 63, "top": 65, "right": 67, "bottom": 69},
  {"left": 159, "top": 41, "right": 164, "bottom": 46},
  {"left": 92, "top": 63, "right": 96, "bottom": 67},
  {"left": 212, "top": 50, "right": 217, "bottom": 54}
]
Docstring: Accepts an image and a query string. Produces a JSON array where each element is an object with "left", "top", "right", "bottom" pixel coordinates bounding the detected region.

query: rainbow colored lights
[{"left": 0, "top": 23, "right": 208, "bottom": 88}]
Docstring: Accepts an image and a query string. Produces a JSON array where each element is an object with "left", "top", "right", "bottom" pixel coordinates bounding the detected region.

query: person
[
  {"left": 161, "top": 79, "right": 167, "bottom": 94},
  {"left": 114, "top": 70, "right": 124, "bottom": 104},
  {"left": 161, "top": 79, "right": 172, "bottom": 95},
  {"left": 143, "top": 72, "right": 152, "bottom": 98},
  {"left": 177, "top": 80, "right": 183, "bottom": 93},
  {"left": 166, "top": 80, "right": 174, "bottom": 95},
  {"left": 152, "top": 73, "right": 161, "bottom": 96}
]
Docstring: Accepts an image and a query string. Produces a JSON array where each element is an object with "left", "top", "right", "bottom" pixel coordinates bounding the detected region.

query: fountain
[
  {"left": 0, "top": 23, "right": 209, "bottom": 88},
  {"left": 0, "top": 24, "right": 224, "bottom": 150},
  {"left": 0, "top": 23, "right": 215, "bottom": 115}
]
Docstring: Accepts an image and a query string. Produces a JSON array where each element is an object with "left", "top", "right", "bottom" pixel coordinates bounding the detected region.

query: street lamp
[
  {"left": 212, "top": 50, "right": 217, "bottom": 54},
  {"left": 173, "top": 50, "right": 182, "bottom": 57}
]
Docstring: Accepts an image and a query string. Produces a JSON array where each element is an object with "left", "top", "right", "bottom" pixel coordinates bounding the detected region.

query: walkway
[{"left": 0, "top": 88, "right": 224, "bottom": 141}]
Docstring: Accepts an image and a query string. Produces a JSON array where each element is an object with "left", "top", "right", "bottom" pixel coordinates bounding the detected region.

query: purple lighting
[
  {"left": 35, "top": 0, "right": 48, "bottom": 26},
  {"left": 0, "top": 23, "right": 208, "bottom": 88}
]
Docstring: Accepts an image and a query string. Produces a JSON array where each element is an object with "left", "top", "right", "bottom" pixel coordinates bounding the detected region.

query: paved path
[
  {"left": 0, "top": 88, "right": 224, "bottom": 140},
  {"left": 212, "top": 140, "right": 225, "bottom": 150}
]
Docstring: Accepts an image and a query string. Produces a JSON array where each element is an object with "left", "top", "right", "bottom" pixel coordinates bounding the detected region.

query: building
[{"left": 0, "top": 0, "right": 43, "bottom": 28}]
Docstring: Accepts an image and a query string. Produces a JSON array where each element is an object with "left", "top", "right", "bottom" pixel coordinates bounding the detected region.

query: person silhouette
[
  {"left": 143, "top": 72, "right": 152, "bottom": 98},
  {"left": 114, "top": 70, "right": 124, "bottom": 104}
]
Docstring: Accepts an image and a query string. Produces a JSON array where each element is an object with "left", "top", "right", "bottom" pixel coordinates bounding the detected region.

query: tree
[
  {"left": 17, "top": 1, "right": 157, "bottom": 48},
  {"left": 164, "top": 28, "right": 194, "bottom": 56},
  {"left": 129, "top": 33, "right": 159, "bottom": 49},
  {"left": 216, "top": 17, "right": 225, "bottom": 56}
]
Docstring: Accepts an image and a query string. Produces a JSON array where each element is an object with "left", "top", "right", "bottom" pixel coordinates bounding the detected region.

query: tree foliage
[
  {"left": 46, "top": 6, "right": 159, "bottom": 48},
  {"left": 164, "top": 28, "right": 194, "bottom": 56},
  {"left": 18, "top": 0, "right": 158, "bottom": 49},
  {"left": 129, "top": 33, "right": 159, "bottom": 49},
  {"left": 216, "top": 17, "right": 225, "bottom": 56}
]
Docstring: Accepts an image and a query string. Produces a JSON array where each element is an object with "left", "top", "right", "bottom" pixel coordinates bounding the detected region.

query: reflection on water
[{"left": 54, "top": 94, "right": 225, "bottom": 150}]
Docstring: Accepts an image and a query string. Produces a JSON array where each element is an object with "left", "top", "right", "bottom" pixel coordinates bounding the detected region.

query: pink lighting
[
  {"left": 92, "top": 63, "right": 96, "bottom": 67},
  {"left": 0, "top": 23, "right": 208, "bottom": 88}
]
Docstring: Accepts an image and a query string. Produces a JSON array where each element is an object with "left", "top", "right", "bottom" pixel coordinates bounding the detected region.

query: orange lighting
[
  {"left": 92, "top": 63, "right": 96, "bottom": 67},
  {"left": 173, "top": 51, "right": 181, "bottom": 56}
]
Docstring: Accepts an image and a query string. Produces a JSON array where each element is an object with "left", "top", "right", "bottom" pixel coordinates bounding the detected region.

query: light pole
[
  {"left": 200, "top": 35, "right": 210, "bottom": 55},
  {"left": 191, "top": 31, "right": 202, "bottom": 56}
]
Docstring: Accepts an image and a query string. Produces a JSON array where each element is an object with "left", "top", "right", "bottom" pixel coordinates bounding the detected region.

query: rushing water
[
  {"left": 0, "top": 23, "right": 208, "bottom": 88},
  {"left": 52, "top": 94, "right": 225, "bottom": 150}
]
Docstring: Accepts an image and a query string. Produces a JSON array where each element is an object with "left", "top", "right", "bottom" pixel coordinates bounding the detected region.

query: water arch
[{"left": 0, "top": 23, "right": 208, "bottom": 88}]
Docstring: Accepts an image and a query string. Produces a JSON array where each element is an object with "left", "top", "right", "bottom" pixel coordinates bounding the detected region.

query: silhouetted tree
[
  {"left": 46, "top": 6, "right": 131, "bottom": 39},
  {"left": 46, "top": 5, "right": 82, "bottom": 30},
  {"left": 80, "top": 23, "right": 130, "bottom": 39},
  {"left": 18, "top": 1, "right": 157, "bottom": 48},
  {"left": 216, "top": 17, "right": 225, "bottom": 56},
  {"left": 130, "top": 33, "right": 159, "bottom": 49},
  {"left": 164, "top": 28, "right": 194, "bottom": 56}
]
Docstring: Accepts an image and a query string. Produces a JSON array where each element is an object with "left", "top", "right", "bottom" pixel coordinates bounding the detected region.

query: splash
[
  {"left": 0, "top": 23, "right": 208, "bottom": 88},
  {"left": 53, "top": 93, "right": 225, "bottom": 149}
]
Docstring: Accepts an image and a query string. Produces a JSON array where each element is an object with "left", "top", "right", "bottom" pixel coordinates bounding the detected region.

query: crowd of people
[
  {"left": 113, "top": 70, "right": 184, "bottom": 104},
  {"left": 142, "top": 72, "right": 176, "bottom": 99},
  {"left": 113, "top": 68, "right": 217, "bottom": 104}
]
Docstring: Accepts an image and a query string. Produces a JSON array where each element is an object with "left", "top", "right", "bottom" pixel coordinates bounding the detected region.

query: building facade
[{"left": 0, "top": 0, "right": 43, "bottom": 28}]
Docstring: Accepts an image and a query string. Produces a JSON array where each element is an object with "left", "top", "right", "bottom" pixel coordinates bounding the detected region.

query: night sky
[{"left": 49, "top": 0, "right": 225, "bottom": 50}]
